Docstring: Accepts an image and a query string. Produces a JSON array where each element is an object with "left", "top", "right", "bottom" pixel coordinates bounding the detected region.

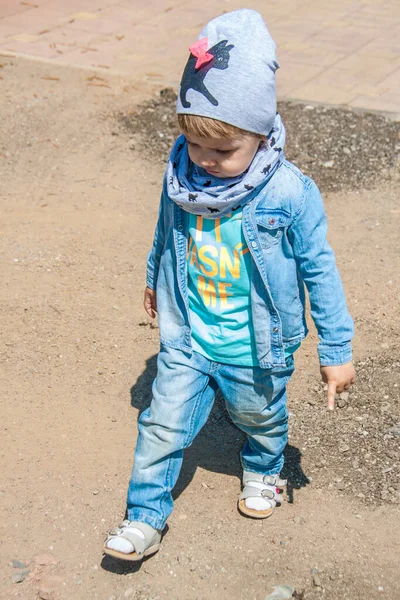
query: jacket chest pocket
[{"left": 255, "top": 209, "right": 291, "bottom": 250}]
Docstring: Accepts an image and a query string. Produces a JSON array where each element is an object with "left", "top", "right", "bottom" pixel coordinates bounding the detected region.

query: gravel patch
[
  {"left": 289, "top": 350, "right": 400, "bottom": 506},
  {"left": 118, "top": 88, "right": 400, "bottom": 194}
]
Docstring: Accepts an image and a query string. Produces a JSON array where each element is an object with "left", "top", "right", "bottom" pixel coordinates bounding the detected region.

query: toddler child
[{"left": 104, "top": 8, "right": 355, "bottom": 562}]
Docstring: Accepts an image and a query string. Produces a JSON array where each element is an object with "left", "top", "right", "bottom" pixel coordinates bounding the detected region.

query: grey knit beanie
[{"left": 176, "top": 9, "right": 279, "bottom": 136}]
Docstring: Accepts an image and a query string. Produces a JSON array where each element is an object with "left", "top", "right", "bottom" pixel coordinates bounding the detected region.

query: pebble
[
  {"left": 124, "top": 588, "right": 135, "bottom": 598},
  {"left": 38, "top": 586, "right": 54, "bottom": 600},
  {"left": 312, "top": 574, "right": 322, "bottom": 587},
  {"left": 12, "top": 570, "right": 30, "bottom": 584},
  {"left": 340, "top": 391, "right": 349, "bottom": 401},
  {"left": 337, "top": 398, "right": 347, "bottom": 408},
  {"left": 12, "top": 559, "right": 28, "bottom": 569},
  {"left": 264, "top": 584, "right": 295, "bottom": 599},
  {"left": 382, "top": 466, "right": 393, "bottom": 473},
  {"left": 387, "top": 425, "right": 400, "bottom": 437},
  {"left": 322, "top": 160, "right": 335, "bottom": 168},
  {"left": 339, "top": 442, "right": 350, "bottom": 453}
]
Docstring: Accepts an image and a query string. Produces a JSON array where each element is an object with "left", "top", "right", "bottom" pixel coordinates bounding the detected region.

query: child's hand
[
  {"left": 144, "top": 286, "right": 157, "bottom": 319},
  {"left": 320, "top": 361, "right": 356, "bottom": 411}
]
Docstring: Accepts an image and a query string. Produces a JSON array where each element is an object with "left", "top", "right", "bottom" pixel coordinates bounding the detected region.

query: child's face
[{"left": 185, "top": 133, "right": 261, "bottom": 179}]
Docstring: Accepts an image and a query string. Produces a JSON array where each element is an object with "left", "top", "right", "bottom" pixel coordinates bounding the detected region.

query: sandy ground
[{"left": 1, "top": 57, "right": 399, "bottom": 600}]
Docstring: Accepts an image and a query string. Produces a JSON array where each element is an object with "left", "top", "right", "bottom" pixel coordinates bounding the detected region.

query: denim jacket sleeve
[
  {"left": 288, "top": 179, "right": 354, "bottom": 366},
  {"left": 146, "top": 187, "right": 167, "bottom": 290}
]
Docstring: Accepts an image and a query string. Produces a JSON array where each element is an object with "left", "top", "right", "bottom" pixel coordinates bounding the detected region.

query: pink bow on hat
[{"left": 189, "top": 37, "right": 213, "bottom": 69}]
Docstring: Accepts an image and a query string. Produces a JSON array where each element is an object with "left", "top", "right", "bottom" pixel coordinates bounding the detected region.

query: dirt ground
[{"left": 1, "top": 57, "right": 399, "bottom": 600}]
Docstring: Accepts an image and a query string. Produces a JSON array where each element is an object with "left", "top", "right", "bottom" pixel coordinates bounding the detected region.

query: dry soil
[{"left": 1, "top": 56, "right": 399, "bottom": 600}]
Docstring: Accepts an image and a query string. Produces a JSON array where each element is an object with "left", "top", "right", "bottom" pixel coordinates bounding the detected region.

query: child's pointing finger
[{"left": 327, "top": 380, "right": 337, "bottom": 411}]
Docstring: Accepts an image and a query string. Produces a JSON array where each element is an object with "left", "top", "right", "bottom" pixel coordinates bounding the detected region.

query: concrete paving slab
[{"left": 0, "top": 0, "right": 399, "bottom": 118}]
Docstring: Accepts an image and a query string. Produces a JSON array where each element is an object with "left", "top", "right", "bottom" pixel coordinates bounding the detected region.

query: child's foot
[
  {"left": 238, "top": 471, "right": 286, "bottom": 519},
  {"left": 104, "top": 520, "right": 162, "bottom": 562}
]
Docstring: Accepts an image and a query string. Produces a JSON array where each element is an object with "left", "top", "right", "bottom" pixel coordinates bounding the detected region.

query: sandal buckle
[
  {"left": 261, "top": 488, "right": 275, "bottom": 499},
  {"left": 263, "top": 475, "right": 276, "bottom": 486}
]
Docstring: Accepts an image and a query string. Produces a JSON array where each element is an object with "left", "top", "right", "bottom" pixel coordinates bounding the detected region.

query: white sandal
[
  {"left": 238, "top": 471, "right": 286, "bottom": 519},
  {"left": 104, "top": 520, "right": 162, "bottom": 562}
]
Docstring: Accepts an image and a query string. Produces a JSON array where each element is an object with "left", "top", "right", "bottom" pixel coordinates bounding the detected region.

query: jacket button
[
  {"left": 273, "top": 327, "right": 279, "bottom": 333},
  {"left": 251, "top": 241, "right": 257, "bottom": 248},
  {"left": 177, "top": 224, "right": 183, "bottom": 231},
  {"left": 269, "top": 218, "right": 276, "bottom": 225}
]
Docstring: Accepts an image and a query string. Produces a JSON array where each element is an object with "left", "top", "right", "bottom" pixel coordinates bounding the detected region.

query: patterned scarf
[{"left": 166, "top": 113, "right": 285, "bottom": 218}]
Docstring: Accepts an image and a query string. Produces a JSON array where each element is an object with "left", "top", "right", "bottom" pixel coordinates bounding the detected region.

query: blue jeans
[{"left": 127, "top": 346, "right": 294, "bottom": 530}]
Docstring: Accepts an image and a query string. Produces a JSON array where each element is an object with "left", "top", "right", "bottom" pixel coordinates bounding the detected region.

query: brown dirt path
[{"left": 1, "top": 57, "right": 399, "bottom": 600}]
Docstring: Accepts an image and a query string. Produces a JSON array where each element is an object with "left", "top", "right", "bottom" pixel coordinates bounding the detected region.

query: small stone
[
  {"left": 307, "top": 397, "right": 316, "bottom": 406},
  {"left": 338, "top": 442, "right": 350, "bottom": 453},
  {"left": 337, "top": 398, "right": 346, "bottom": 408},
  {"left": 12, "top": 570, "right": 30, "bottom": 584},
  {"left": 322, "top": 160, "right": 335, "bottom": 168},
  {"left": 12, "top": 559, "right": 28, "bottom": 569},
  {"left": 293, "top": 516, "right": 304, "bottom": 525},
  {"left": 387, "top": 425, "right": 400, "bottom": 437},
  {"left": 343, "top": 147, "right": 351, "bottom": 155},
  {"left": 312, "top": 574, "right": 322, "bottom": 587},
  {"left": 340, "top": 391, "right": 349, "bottom": 401},
  {"left": 38, "top": 586, "right": 54, "bottom": 600},
  {"left": 124, "top": 588, "right": 135, "bottom": 598},
  {"left": 264, "top": 584, "right": 295, "bottom": 599},
  {"left": 38, "top": 576, "right": 63, "bottom": 600},
  {"left": 337, "top": 481, "right": 346, "bottom": 491}
]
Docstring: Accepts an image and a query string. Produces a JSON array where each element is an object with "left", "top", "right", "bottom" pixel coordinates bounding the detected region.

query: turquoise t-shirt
[
  {"left": 187, "top": 209, "right": 299, "bottom": 365},
  {"left": 187, "top": 209, "right": 259, "bottom": 366}
]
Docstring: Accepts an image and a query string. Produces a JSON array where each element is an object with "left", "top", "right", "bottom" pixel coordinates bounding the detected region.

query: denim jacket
[{"left": 146, "top": 160, "right": 354, "bottom": 369}]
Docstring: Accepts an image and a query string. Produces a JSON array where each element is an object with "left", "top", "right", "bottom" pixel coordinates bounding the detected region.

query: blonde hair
[{"left": 177, "top": 113, "right": 266, "bottom": 141}]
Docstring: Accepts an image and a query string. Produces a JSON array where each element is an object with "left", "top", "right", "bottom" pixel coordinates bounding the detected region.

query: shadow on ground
[{"left": 129, "top": 354, "right": 309, "bottom": 503}]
